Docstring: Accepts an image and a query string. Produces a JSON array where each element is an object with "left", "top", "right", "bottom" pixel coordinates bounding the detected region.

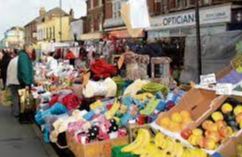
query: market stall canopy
[{"left": 180, "top": 30, "right": 242, "bottom": 83}]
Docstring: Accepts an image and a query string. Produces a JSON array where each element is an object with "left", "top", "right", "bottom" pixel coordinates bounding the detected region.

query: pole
[
  {"left": 59, "top": 0, "right": 62, "bottom": 41},
  {"left": 195, "top": 0, "right": 202, "bottom": 82}
]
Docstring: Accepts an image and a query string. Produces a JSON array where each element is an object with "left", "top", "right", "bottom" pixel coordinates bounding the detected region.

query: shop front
[{"left": 147, "top": 3, "right": 234, "bottom": 39}]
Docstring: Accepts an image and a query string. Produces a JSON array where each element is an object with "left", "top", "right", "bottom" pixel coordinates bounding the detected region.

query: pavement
[{"left": 0, "top": 105, "right": 58, "bottom": 157}]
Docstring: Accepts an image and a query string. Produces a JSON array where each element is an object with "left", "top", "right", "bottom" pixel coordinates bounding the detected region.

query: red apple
[{"left": 181, "top": 128, "right": 193, "bottom": 140}]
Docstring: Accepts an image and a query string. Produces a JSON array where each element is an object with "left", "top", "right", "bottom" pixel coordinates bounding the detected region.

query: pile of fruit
[
  {"left": 121, "top": 128, "right": 208, "bottom": 157},
  {"left": 181, "top": 99, "right": 242, "bottom": 150},
  {"left": 157, "top": 110, "right": 193, "bottom": 132}
]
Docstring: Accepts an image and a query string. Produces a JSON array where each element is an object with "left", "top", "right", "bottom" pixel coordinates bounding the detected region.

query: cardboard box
[
  {"left": 187, "top": 95, "right": 242, "bottom": 129},
  {"left": 185, "top": 96, "right": 242, "bottom": 155},
  {"left": 66, "top": 132, "right": 128, "bottom": 157},
  {"left": 216, "top": 130, "right": 242, "bottom": 157},
  {"left": 156, "top": 88, "right": 219, "bottom": 124}
]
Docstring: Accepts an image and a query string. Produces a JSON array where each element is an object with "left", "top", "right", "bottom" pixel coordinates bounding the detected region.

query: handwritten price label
[
  {"left": 200, "top": 73, "right": 216, "bottom": 85},
  {"left": 216, "top": 83, "right": 233, "bottom": 95}
]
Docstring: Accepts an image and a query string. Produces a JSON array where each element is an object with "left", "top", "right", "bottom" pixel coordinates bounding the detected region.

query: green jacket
[{"left": 17, "top": 50, "right": 34, "bottom": 86}]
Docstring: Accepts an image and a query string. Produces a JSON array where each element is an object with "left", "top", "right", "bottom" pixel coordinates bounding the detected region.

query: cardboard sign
[
  {"left": 121, "top": 2, "right": 144, "bottom": 38},
  {"left": 117, "top": 55, "right": 125, "bottom": 69},
  {"left": 129, "top": 0, "right": 150, "bottom": 29},
  {"left": 216, "top": 83, "right": 233, "bottom": 95},
  {"left": 200, "top": 73, "right": 216, "bottom": 85}
]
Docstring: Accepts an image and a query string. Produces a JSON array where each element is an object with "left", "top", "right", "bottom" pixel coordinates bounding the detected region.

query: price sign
[
  {"left": 200, "top": 73, "right": 216, "bottom": 85},
  {"left": 216, "top": 83, "right": 233, "bottom": 95}
]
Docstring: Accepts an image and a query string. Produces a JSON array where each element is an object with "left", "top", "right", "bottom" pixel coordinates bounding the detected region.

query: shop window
[
  {"left": 46, "top": 28, "right": 48, "bottom": 39},
  {"left": 93, "top": 0, "right": 98, "bottom": 8},
  {"left": 99, "top": 0, "right": 102, "bottom": 6},
  {"left": 112, "top": 1, "right": 122, "bottom": 19},
  {"left": 49, "top": 27, "right": 52, "bottom": 39},
  {"left": 154, "top": 0, "right": 162, "bottom": 14},
  {"left": 169, "top": 0, "right": 176, "bottom": 9},
  {"left": 187, "top": 0, "right": 195, "bottom": 6},
  {"left": 53, "top": 26, "right": 55, "bottom": 39},
  {"left": 87, "top": 0, "right": 91, "bottom": 10}
]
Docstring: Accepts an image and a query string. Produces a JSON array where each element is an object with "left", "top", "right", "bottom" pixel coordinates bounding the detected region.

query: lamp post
[{"left": 195, "top": 0, "right": 202, "bottom": 81}]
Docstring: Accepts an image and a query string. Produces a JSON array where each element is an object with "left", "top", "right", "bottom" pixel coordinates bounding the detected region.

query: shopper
[
  {"left": 0, "top": 50, "right": 3, "bottom": 88},
  {"left": 0, "top": 49, "right": 11, "bottom": 90},
  {"left": 6, "top": 50, "right": 20, "bottom": 117},
  {"left": 44, "top": 51, "right": 58, "bottom": 76},
  {"left": 18, "top": 44, "right": 34, "bottom": 88},
  {"left": 65, "top": 49, "right": 75, "bottom": 66}
]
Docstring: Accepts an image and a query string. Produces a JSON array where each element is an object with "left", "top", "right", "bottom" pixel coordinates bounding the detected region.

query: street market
[{"left": 0, "top": 0, "right": 242, "bottom": 157}]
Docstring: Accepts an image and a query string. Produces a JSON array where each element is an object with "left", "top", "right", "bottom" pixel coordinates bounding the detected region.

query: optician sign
[{"left": 150, "top": 4, "right": 231, "bottom": 29}]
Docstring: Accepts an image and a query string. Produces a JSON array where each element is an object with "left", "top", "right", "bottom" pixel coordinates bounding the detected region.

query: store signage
[
  {"left": 200, "top": 73, "right": 216, "bottom": 85},
  {"left": 150, "top": 5, "right": 231, "bottom": 29},
  {"left": 216, "top": 83, "right": 233, "bottom": 95}
]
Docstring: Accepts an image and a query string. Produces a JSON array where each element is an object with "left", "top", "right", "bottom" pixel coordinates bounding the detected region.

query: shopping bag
[
  {"left": 18, "top": 88, "right": 35, "bottom": 124},
  {"left": 0, "top": 88, "right": 12, "bottom": 107},
  {"left": 18, "top": 88, "right": 35, "bottom": 113}
]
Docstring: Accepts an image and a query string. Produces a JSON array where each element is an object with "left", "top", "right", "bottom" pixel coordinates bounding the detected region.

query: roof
[
  {"left": 36, "top": 7, "right": 70, "bottom": 23},
  {"left": 45, "top": 7, "right": 69, "bottom": 18},
  {"left": 24, "top": 17, "right": 40, "bottom": 27}
]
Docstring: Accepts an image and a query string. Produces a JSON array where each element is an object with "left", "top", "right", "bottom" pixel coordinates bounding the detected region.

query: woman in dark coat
[{"left": 0, "top": 49, "right": 11, "bottom": 89}]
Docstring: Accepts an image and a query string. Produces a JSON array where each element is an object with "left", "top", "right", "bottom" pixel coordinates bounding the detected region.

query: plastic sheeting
[{"left": 180, "top": 30, "right": 242, "bottom": 83}]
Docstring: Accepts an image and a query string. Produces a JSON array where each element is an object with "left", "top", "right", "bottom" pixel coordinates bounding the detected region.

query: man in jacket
[{"left": 18, "top": 44, "right": 34, "bottom": 88}]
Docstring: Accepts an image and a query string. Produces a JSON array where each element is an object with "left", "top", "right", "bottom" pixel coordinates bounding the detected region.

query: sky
[{"left": 0, "top": 0, "right": 87, "bottom": 39}]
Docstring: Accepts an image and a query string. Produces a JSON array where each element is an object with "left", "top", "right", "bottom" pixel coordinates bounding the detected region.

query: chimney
[
  {"left": 39, "top": 7, "right": 46, "bottom": 17},
  {"left": 69, "top": 9, "right": 74, "bottom": 19}
]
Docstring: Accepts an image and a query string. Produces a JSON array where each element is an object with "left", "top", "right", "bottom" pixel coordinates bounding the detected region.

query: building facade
[
  {"left": 82, "top": 0, "right": 241, "bottom": 40},
  {"left": 3, "top": 27, "right": 25, "bottom": 48},
  {"left": 24, "top": 18, "right": 39, "bottom": 45},
  {"left": 36, "top": 7, "right": 72, "bottom": 44},
  {"left": 81, "top": 0, "right": 104, "bottom": 40}
]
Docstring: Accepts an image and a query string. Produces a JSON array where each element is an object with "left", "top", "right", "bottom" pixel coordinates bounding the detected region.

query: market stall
[{"left": 27, "top": 39, "right": 242, "bottom": 157}]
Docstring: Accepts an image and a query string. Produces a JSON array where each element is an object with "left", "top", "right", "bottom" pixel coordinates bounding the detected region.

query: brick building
[
  {"left": 81, "top": 0, "right": 104, "bottom": 40},
  {"left": 83, "top": 0, "right": 242, "bottom": 40}
]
